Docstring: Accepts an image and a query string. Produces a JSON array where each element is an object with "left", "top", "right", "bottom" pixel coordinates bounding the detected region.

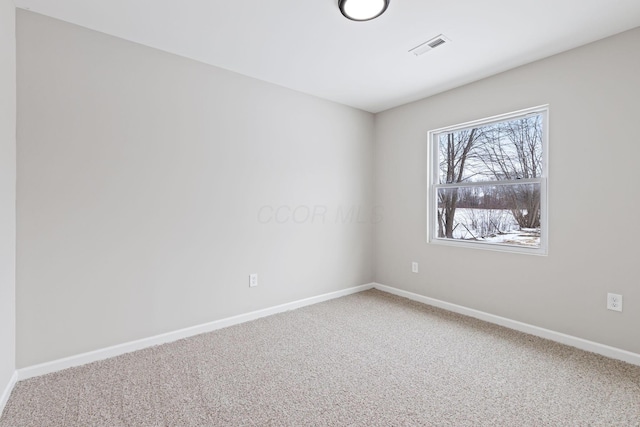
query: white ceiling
[{"left": 14, "top": 0, "right": 640, "bottom": 113}]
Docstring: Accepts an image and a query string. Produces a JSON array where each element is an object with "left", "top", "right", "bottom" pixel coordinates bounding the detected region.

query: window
[{"left": 427, "top": 106, "right": 548, "bottom": 254}]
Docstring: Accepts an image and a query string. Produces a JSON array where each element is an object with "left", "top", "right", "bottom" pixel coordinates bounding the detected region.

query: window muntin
[{"left": 428, "top": 107, "right": 548, "bottom": 254}]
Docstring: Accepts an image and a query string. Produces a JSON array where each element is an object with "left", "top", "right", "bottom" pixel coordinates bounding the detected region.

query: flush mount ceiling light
[{"left": 339, "top": 0, "right": 390, "bottom": 21}]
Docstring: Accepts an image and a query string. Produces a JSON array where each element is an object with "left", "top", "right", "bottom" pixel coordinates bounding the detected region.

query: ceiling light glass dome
[{"left": 339, "top": 0, "right": 390, "bottom": 21}]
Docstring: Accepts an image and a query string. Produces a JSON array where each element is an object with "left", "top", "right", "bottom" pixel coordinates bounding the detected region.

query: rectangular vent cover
[{"left": 409, "top": 34, "right": 450, "bottom": 56}]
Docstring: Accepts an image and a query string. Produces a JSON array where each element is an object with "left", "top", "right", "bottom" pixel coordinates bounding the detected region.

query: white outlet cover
[
  {"left": 249, "top": 274, "right": 258, "bottom": 288},
  {"left": 607, "top": 293, "right": 622, "bottom": 312},
  {"left": 411, "top": 262, "right": 419, "bottom": 273}
]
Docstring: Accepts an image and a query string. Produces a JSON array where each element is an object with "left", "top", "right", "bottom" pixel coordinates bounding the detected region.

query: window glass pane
[
  {"left": 438, "top": 114, "right": 543, "bottom": 184},
  {"left": 436, "top": 183, "right": 541, "bottom": 248}
]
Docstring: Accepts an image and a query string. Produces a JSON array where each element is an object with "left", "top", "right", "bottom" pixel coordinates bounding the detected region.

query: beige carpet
[{"left": 2, "top": 289, "right": 639, "bottom": 426}]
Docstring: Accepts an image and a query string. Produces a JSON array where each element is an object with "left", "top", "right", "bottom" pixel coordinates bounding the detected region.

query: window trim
[{"left": 426, "top": 105, "right": 549, "bottom": 255}]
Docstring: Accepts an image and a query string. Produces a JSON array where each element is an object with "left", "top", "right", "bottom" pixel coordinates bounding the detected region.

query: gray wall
[
  {"left": 16, "top": 11, "right": 374, "bottom": 367},
  {"left": 0, "top": 0, "right": 16, "bottom": 397},
  {"left": 375, "top": 27, "right": 640, "bottom": 354},
  {"left": 15, "top": 8, "right": 640, "bottom": 370}
]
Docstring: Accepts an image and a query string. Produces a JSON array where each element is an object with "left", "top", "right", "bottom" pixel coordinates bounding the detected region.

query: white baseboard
[
  {"left": 373, "top": 283, "right": 640, "bottom": 366},
  {"left": 18, "top": 283, "right": 375, "bottom": 380},
  {"left": 0, "top": 371, "right": 18, "bottom": 416},
  {"left": 18, "top": 281, "right": 638, "bottom": 381}
]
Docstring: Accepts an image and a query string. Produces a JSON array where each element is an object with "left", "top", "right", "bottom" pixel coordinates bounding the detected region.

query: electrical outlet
[
  {"left": 607, "top": 293, "right": 622, "bottom": 312},
  {"left": 411, "top": 262, "right": 419, "bottom": 273},
  {"left": 249, "top": 274, "right": 258, "bottom": 288}
]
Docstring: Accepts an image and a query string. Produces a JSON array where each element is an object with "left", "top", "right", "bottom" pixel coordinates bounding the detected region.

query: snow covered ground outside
[{"left": 446, "top": 208, "right": 540, "bottom": 248}]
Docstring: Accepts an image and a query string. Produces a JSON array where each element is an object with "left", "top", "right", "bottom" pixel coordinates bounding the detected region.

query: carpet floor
[{"left": 2, "top": 289, "right": 639, "bottom": 426}]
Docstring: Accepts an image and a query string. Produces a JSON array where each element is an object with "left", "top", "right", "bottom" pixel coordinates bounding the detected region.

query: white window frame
[{"left": 427, "top": 105, "right": 549, "bottom": 255}]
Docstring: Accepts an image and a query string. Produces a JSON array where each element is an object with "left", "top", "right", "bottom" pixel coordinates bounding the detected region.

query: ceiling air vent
[{"left": 409, "top": 34, "right": 450, "bottom": 57}]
